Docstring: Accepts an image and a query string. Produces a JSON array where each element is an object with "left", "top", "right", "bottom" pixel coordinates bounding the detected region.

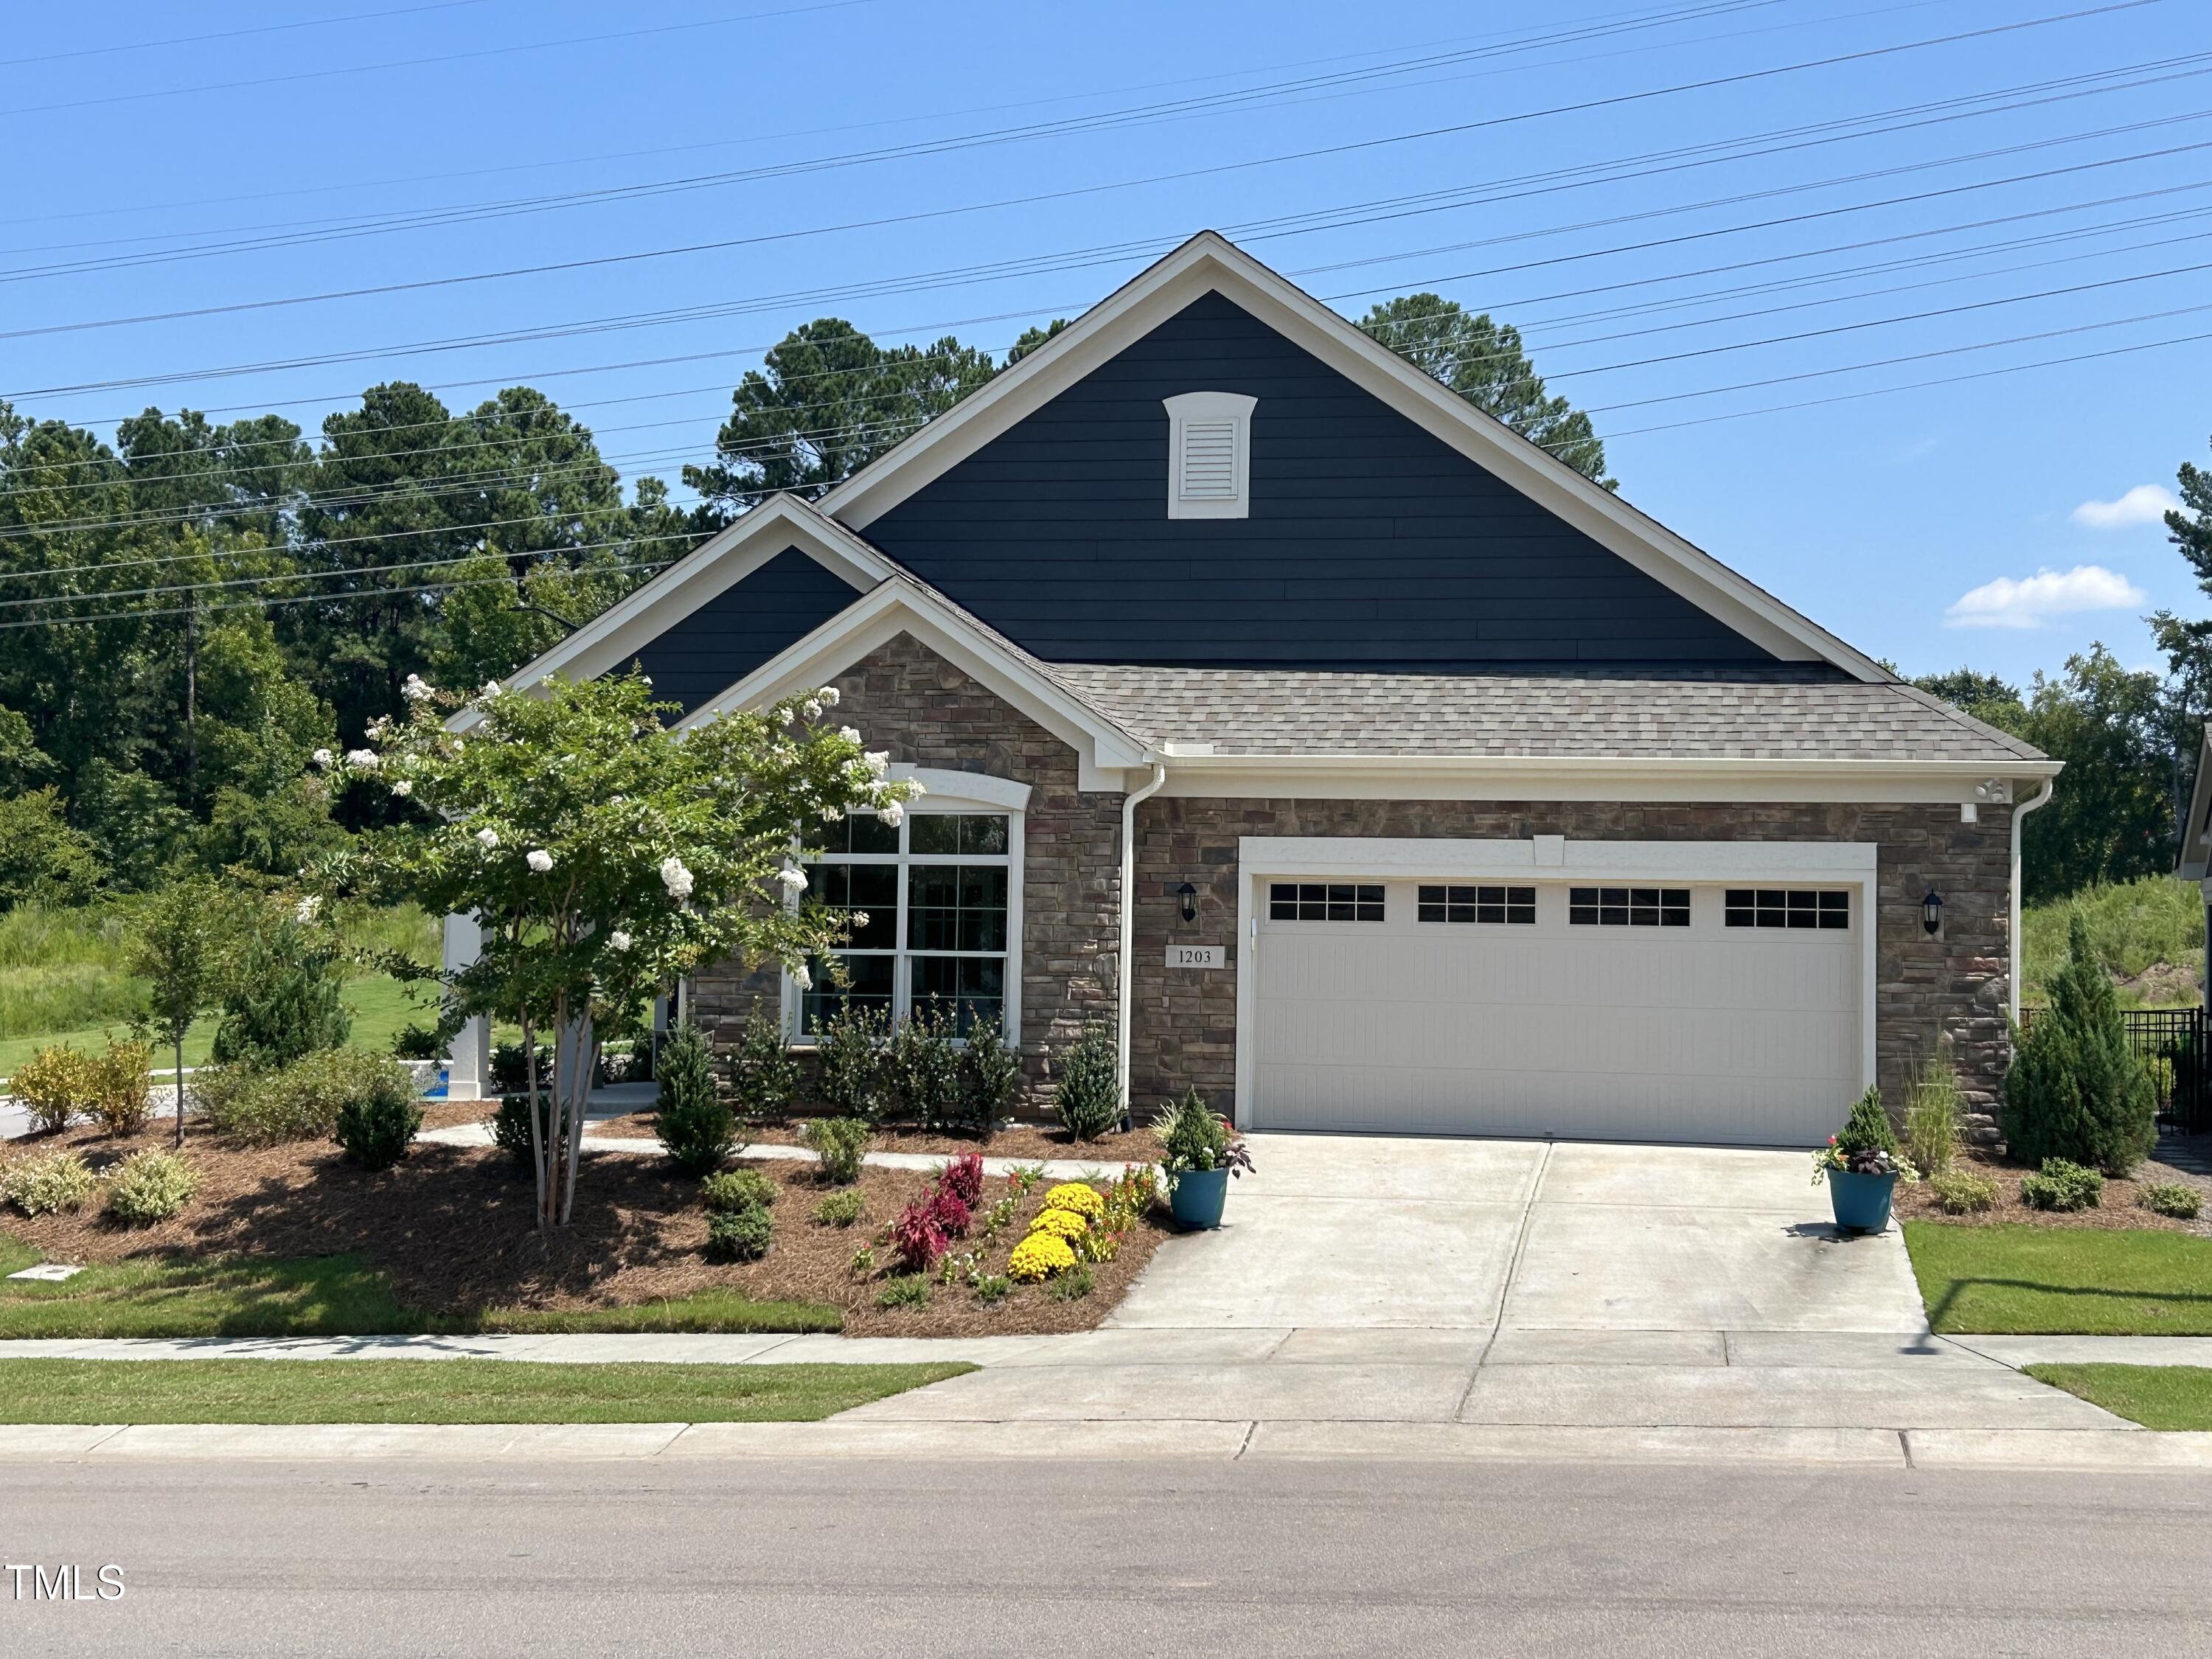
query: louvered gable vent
[{"left": 1163, "top": 391, "right": 1257, "bottom": 520}]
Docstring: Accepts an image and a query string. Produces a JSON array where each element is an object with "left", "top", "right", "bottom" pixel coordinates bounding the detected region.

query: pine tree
[
  {"left": 2005, "top": 911, "right": 2156, "bottom": 1174},
  {"left": 654, "top": 1023, "right": 735, "bottom": 1177}
]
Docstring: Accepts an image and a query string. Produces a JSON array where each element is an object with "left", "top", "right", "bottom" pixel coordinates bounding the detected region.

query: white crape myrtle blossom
[
  {"left": 659, "top": 856, "right": 695, "bottom": 902},
  {"left": 344, "top": 748, "right": 379, "bottom": 771},
  {"left": 526, "top": 849, "right": 555, "bottom": 874},
  {"left": 878, "top": 799, "right": 905, "bottom": 829},
  {"left": 608, "top": 930, "right": 633, "bottom": 953},
  {"left": 818, "top": 687, "right": 840, "bottom": 707},
  {"left": 294, "top": 896, "right": 321, "bottom": 924},
  {"left": 390, "top": 779, "right": 413, "bottom": 798},
  {"left": 799, "top": 699, "right": 822, "bottom": 720},
  {"left": 863, "top": 751, "right": 890, "bottom": 779},
  {"left": 402, "top": 674, "right": 433, "bottom": 703},
  {"left": 774, "top": 864, "right": 809, "bottom": 895},
  {"left": 476, "top": 827, "right": 500, "bottom": 849},
  {"left": 481, "top": 680, "right": 501, "bottom": 698},
  {"left": 838, "top": 726, "right": 862, "bottom": 745},
  {"left": 790, "top": 963, "right": 813, "bottom": 992},
  {"left": 310, "top": 748, "right": 333, "bottom": 769}
]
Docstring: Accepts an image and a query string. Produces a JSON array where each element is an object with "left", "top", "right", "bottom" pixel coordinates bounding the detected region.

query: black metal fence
[{"left": 2020, "top": 1004, "right": 2211, "bottom": 1135}]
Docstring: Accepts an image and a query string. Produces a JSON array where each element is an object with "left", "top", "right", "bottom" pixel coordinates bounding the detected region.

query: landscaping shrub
[
  {"left": 815, "top": 1004, "right": 889, "bottom": 1122},
  {"left": 0, "top": 1150, "right": 97, "bottom": 1216},
  {"left": 1048, "top": 1265, "right": 1096, "bottom": 1302},
  {"left": 813, "top": 1189, "right": 865, "bottom": 1227},
  {"left": 927, "top": 1189, "right": 971, "bottom": 1240},
  {"left": 489, "top": 1041, "right": 550, "bottom": 1095},
  {"left": 801, "top": 1116, "right": 869, "bottom": 1185},
  {"left": 2138, "top": 1181, "right": 2204, "bottom": 1220},
  {"left": 82, "top": 1040, "right": 155, "bottom": 1136},
  {"left": 888, "top": 1006, "right": 961, "bottom": 1130},
  {"left": 1051, "top": 1020, "right": 1121, "bottom": 1141},
  {"left": 1904, "top": 1053, "right": 1963, "bottom": 1177},
  {"left": 939, "top": 1151, "right": 984, "bottom": 1209},
  {"left": 391, "top": 1022, "right": 443, "bottom": 1061},
  {"left": 889, "top": 1198, "right": 950, "bottom": 1272},
  {"left": 956, "top": 1015, "right": 1023, "bottom": 1134},
  {"left": 1152, "top": 1088, "right": 1255, "bottom": 1184},
  {"left": 727, "top": 1006, "right": 800, "bottom": 1122},
  {"left": 654, "top": 1023, "right": 735, "bottom": 1177},
  {"left": 2006, "top": 912, "right": 2157, "bottom": 1175},
  {"left": 875, "top": 1274, "right": 930, "bottom": 1310},
  {"left": 1929, "top": 1169, "right": 1999, "bottom": 1214},
  {"left": 973, "top": 1273, "right": 1011, "bottom": 1304},
  {"left": 333, "top": 1061, "right": 423, "bottom": 1172},
  {"left": 1008, "top": 1231, "right": 1076, "bottom": 1282},
  {"left": 490, "top": 1092, "right": 552, "bottom": 1169},
  {"left": 1043, "top": 1182, "right": 1104, "bottom": 1222},
  {"left": 701, "top": 1168, "right": 777, "bottom": 1215},
  {"left": 10, "top": 1043, "right": 91, "bottom": 1135},
  {"left": 705, "top": 1205, "right": 773, "bottom": 1262},
  {"left": 105, "top": 1149, "right": 198, "bottom": 1225},
  {"left": 2020, "top": 1158, "right": 2105, "bottom": 1212},
  {"left": 1834, "top": 1085, "right": 1897, "bottom": 1157},
  {"left": 211, "top": 914, "right": 350, "bottom": 1068},
  {"left": 207, "top": 1048, "right": 406, "bottom": 1146}
]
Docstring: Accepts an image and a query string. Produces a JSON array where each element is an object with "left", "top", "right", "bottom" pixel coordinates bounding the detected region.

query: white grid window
[{"left": 797, "top": 810, "right": 1016, "bottom": 1037}]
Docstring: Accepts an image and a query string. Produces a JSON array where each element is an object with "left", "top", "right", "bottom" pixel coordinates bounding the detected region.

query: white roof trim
[
  {"left": 819, "top": 231, "right": 1888, "bottom": 684},
  {"left": 672, "top": 577, "right": 1153, "bottom": 789},
  {"left": 451, "top": 495, "right": 895, "bottom": 730},
  {"left": 891, "top": 765, "right": 1032, "bottom": 812}
]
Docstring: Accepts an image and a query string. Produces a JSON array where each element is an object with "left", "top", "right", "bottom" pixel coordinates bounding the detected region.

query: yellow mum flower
[
  {"left": 1028, "top": 1207, "right": 1088, "bottom": 1242},
  {"left": 1008, "top": 1232, "right": 1076, "bottom": 1282},
  {"left": 1043, "top": 1183, "right": 1105, "bottom": 1220}
]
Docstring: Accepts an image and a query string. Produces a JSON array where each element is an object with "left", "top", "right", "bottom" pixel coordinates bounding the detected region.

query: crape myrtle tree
[{"left": 318, "top": 670, "right": 918, "bottom": 1231}]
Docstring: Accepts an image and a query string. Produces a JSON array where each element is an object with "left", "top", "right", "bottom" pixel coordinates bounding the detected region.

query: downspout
[
  {"left": 2009, "top": 777, "right": 2055, "bottom": 1021},
  {"left": 1117, "top": 761, "right": 1169, "bottom": 1112}
]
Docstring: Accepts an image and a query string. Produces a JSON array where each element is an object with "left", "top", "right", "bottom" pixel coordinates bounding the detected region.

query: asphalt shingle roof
[{"left": 1041, "top": 665, "right": 2045, "bottom": 764}]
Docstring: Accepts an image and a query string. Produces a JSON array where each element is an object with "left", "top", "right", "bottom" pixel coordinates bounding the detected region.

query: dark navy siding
[
  {"left": 625, "top": 546, "right": 862, "bottom": 713},
  {"left": 863, "top": 291, "right": 1801, "bottom": 672}
]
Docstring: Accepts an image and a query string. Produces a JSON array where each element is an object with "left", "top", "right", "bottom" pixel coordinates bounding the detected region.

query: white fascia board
[
  {"left": 890, "top": 765, "right": 1032, "bottom": 812},
  {"left": 448, "top": 496, "right": 894, "bottom": 731},
  {"left": 820, "top": 232, "right": 1887, "bottom": 682},
  {"left": 675, "top": 582, "right": 1152, "bottom": 787},
  {"left": 1155, "top": 753, "right": 2062, "bottom": 804},
  {"left": 1239, "top": 835, "right": 1878, "bottom": 883}
]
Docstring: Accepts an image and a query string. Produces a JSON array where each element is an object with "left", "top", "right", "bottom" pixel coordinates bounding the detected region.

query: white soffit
[{"left": 819, "top": 232, "right": 1887, "bottom": 683}]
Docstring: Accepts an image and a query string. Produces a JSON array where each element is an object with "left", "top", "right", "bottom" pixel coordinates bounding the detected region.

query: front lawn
[
  {"left": 2025, "top": 1364, "right": 2212, "bottom": 1430},
  {"left": 0, "top": 1357, "right": 970, "bottom": 1425},
  {"left": 1905, "top": 1221, "right": 2212, "bottom": 1335},
  {"left": 0, "top": 1243, "right": 839, "bottom": 1339}
]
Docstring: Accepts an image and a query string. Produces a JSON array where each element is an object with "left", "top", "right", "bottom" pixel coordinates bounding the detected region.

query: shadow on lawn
[{"left": 1923, "top": 1276, "right": 2212, "bottom": 1333}]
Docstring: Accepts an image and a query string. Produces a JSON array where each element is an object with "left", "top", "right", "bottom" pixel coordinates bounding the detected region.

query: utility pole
[{"left": 183, "top": 594, "right": 198, "bottom": 802}]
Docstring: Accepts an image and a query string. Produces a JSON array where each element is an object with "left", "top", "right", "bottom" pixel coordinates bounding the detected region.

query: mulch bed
[
  {"left": 0, "top": 1122, "right": 1172, "bottom": 1337},
  {"left": 1895, "top": 1147, "right": 2212, "bottom": 1235},
  {"left": 585, "top": 1112, "right": 1152, "bottom": 1167}
]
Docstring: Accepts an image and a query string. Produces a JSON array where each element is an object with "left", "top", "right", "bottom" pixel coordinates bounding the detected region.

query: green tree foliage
[
  {"left": 0, "top": 787, "right": 102, "bottom": 910},
  {"left": 126, "top": 874, "right": 229, "bottom": 1147},
  {"left": 2006, "top": 912, "right": 2157, "bottom": 1175},
  {"left": 1358, "top": 294, "right": 1613, "bottom": 487},
  {"left": 655, "top": 1022, "right": 735, "bottom": 1177},
  {"left": 1915, "top": 651, "right": 2175, "bottom": 902},
  {"left": 682, "top": 321, "right": 1001, "bottom": 518},
  {"left": 211, "top": 905, "right": 352, "bottom": 1068}
]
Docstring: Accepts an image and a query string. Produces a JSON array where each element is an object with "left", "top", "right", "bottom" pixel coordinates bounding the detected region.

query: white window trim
[
  {"left": 782, "top": 770, "right": 1026, "bottom": 1048},
  {"left": 1164, "top": 391, "right": 1256, "bottom": 520},
  {"left": 1231, "top": 836, "right": 1879, "bottom": 1130}
]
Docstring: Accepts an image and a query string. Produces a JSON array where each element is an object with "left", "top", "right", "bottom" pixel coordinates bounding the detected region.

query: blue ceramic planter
[
  {"left": 1828, "top": 1167, "right": 1899, "bottom": 1235},
  {"left": 1169, "top": 1166, "right": 1230, "bottom": 1231}
]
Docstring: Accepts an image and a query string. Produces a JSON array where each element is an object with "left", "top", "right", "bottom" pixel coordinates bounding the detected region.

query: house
[
  {"left": 2172, "top": 728, "right": 2212, "bottom": 1004},
  {"left": 451, "top": 231, "right": 2057, "bottom": 1149}
]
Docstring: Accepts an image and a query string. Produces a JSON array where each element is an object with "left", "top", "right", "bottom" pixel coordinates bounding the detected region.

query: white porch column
[{"left": 442, "top": 911, "right": 490, "bottom": 1102}]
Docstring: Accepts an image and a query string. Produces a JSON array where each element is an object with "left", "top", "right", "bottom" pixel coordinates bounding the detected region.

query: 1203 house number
[{"left": 1166, "top": 945, "right": 1224, "bottom": 969}]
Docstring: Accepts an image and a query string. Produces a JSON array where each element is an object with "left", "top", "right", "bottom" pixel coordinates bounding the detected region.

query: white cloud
[
  {"left": 2071, "top": 484, "right": 2180, "bottom": 529},
  {"left": 1942, "top": 564, "right": 2145, "bottom": 630}
]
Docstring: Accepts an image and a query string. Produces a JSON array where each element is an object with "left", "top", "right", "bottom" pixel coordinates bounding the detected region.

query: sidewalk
[{"left": 417, "top": 1121, "right": 1128, "bottom": 1183}]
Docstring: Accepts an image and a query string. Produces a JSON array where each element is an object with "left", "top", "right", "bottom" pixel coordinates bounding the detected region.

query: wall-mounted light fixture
[
  {"left": 1921, "top": 889, "right": 1944, "bottom": 936},
  {"left": 1177, "top": 881, "right": 1199, "bottom": 924}
]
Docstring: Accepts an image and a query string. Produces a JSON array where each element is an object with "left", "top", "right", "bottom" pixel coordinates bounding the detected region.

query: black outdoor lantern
[
  {"left": 1177, "top": 881, "right": 1199, "bottom": 924},
  {"left": 1920, "top": 889, "right": 1944, "bottom": 936}
]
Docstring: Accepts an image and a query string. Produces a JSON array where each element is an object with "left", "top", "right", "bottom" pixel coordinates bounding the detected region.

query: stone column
[{"left": 442, "top": 911, "right": 490, "bottom": 1102}]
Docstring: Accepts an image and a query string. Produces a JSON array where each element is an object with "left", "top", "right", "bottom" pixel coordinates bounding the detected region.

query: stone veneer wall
[
  {"left": 1130, "top": 799, "right": 2014, "bottom": 1142},
  {"left": 686, "top": 633, "right": 1124, "bottom": 1105}
]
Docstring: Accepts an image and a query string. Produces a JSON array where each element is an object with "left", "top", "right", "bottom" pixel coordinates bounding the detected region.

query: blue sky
[{"left": 6, "top": 0, "right": 2208, "bottom": 689}]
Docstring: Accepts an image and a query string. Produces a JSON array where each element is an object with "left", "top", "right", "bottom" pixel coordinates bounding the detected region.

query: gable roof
[{"left": 821, "top": 231, "right": 1891, "bottom": 683}]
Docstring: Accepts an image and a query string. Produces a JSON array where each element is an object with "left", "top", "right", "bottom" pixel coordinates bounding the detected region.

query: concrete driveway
[
  {"left": 1106, "top": 1133, "right": 1927, "bottom": 1335},
  {"left": 837, "top": 1131, "right": 2127, "bottom": 1442}
]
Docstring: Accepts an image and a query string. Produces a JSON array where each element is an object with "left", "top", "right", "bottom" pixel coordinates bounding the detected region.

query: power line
[{"left": 1, "top": 3, "right": 2152, "bottom": 341}]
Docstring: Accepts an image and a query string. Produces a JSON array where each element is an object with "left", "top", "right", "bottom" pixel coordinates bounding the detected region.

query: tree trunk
[
  {"left": 553, "top": 1007, "right": 598, "bottom": 1228},
  {"left": 172, "top": 1035, "right": 186, "bottom": 1150},
  {"left": 523, "top": 1015, "right": 549, "bottom": 1233}
]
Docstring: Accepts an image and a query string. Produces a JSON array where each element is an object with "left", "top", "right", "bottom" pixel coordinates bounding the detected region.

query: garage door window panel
[
  {"left": 1725, "top": 888, "right": 1850, "bottom": 930},
  {"left": 1568, "top": 886, "right": 1689, "bottom": 927},
  {"left": 1270, "top": 883, "right": 1385, "bottom": 922},
  {"left": 1418, "top": 885, "right": 1535, "bottom": 925}
]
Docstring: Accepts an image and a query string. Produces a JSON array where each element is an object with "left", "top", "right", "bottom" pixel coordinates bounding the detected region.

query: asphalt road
[{"left": 3, "top": 1457, "right": 2209, "bottom": 1656}]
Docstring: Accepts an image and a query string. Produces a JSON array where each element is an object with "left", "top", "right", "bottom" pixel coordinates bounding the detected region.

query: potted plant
[
  {"left": 1152, "top": 1088, "right": 1255, "bottom": 1230},
  {"left": 1812, "top": 1085, "right": 1919, "bottom": 1234}
]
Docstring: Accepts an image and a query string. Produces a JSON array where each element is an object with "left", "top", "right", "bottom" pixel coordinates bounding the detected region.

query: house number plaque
[{"left": 1166, "top": 945, "right": 1224, "bottom": 969}]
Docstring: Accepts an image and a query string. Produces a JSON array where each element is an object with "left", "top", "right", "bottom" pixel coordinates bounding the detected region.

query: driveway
[{"left": 839, "top": 1132, "right": 2126, "bottom": 1439}]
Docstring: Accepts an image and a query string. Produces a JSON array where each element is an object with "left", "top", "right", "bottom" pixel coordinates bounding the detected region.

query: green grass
[
  {"left": 1904, "top": 1220, "right": 2212, "bottom": 1335},
  {"left": 2025, "top": 1364, "right": 2212, "bottom": 1430},
  {"left": 2023, "top": 875, "right": 2205, "bottom": 1008},
  {"left": 0, "top": 1243, "right": 842, "bottom": 1339},
  {"left": 0, "top": 1358, "right": 970, "bottom": 1425}
]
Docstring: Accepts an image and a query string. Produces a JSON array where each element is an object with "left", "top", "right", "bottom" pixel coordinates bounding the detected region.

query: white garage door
[{"left": 1252, "top": 878, "right": 1862, "bottom": 1147}]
